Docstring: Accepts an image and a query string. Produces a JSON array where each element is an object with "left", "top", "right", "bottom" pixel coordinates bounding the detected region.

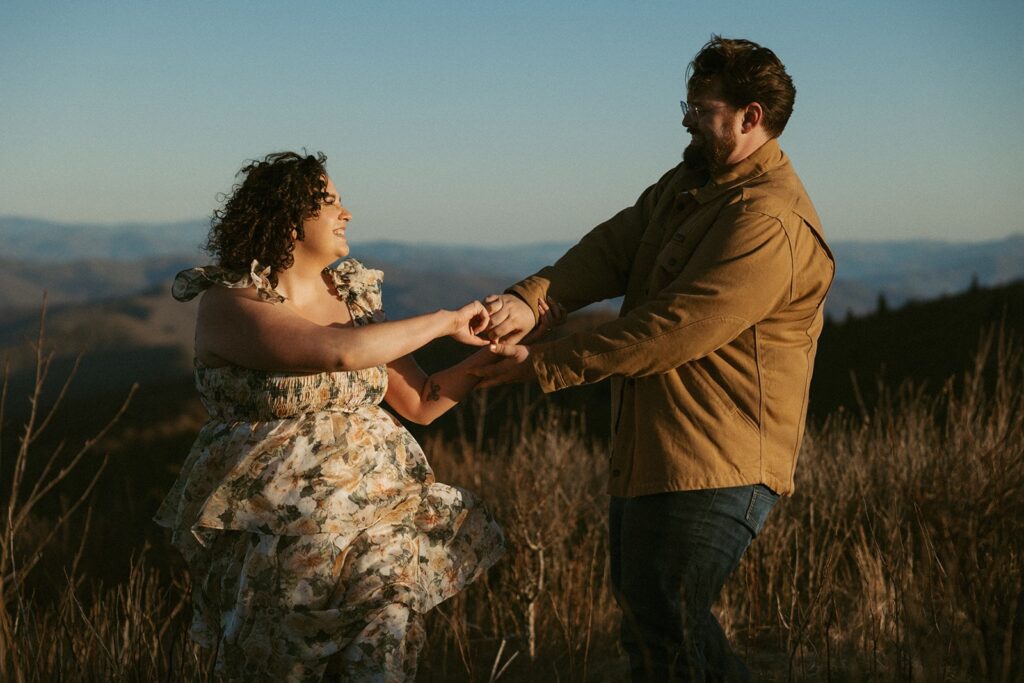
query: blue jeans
[{"left": 609, "top": 485, "right": 778, "bottom": 682}]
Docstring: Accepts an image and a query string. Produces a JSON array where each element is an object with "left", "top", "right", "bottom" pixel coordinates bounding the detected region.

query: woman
[{"left": 155, "top": 151, "right": 505, "bottom": 681}]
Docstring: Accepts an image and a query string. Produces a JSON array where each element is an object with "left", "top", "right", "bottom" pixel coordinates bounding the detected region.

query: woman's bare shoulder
[
  {"left": 194, "top": 285, "right": 293, "bottom": 367},
  {"left": 195, "top": 284, "right": 282, "bottom": 333},
  {"left": 200, "top": 281, "right": 263, "bottom": 303}
]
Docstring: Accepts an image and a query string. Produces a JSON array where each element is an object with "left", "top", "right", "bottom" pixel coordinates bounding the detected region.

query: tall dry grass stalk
[
  {"left": 417, "top": 402, "right": 620, "bottom": 681},
  {"left": 726, "top": 327, "right": 1024, "bottom": 681},
  {"left": 1, "top": 325, "right": 1021, "bottom": 681},
  {"left": 0, "top": 300, "right": 137, "bottom": 681},
  {"left": 7, "top": 556, "right": 211, "bottom": 682}
]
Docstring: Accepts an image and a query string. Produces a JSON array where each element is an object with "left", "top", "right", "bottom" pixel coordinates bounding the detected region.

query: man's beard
[{"left": 682, "top": 127, "right": 736, "bottom": 171}]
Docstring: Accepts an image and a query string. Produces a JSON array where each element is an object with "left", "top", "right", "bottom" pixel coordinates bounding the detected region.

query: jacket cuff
[
  {"left": 530, "top": 339, "right": 581, "bottom": 393},
  {"left": 506, "top": 276, "right": 550, "bottom": 319}
]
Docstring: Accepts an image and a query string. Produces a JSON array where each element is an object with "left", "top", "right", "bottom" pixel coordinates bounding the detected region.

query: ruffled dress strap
[
  {"left": 325, "top": 258, "right": 387, "bottom": 325},
  {"left": 172, "top": 260, "right": 285, "bottom": 303}
]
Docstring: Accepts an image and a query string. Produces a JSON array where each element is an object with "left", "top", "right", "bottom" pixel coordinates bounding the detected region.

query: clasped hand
[
  {"left": 449, "top": 300, "right": 493, "bottom": 346},
  {"left": 470, "top": 293, "right": 566, "bottom": 387}
]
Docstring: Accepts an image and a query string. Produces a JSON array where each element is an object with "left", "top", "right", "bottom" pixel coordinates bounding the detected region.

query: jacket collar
[{"left": 687, "top": 138, "right": 787, "bottom": 204}]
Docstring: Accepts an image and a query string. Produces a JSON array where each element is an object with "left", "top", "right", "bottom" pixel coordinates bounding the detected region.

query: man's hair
[
  {"left": 206, "top": 151, "right": 331, "bottom": 282},
  {"left": 687, "top": 36, "right": 796, "bottom": 138}
]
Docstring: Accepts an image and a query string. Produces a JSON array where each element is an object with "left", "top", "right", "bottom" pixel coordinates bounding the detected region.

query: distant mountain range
[
  {"left": 1, "top": 215, "right": 1022, "bottom": 319},
  {"left": 0, "top": 216, "right": 210, "bottom": 262},
  {"left": 1, "top": 273, "right": 1019, "bottom": 432}
]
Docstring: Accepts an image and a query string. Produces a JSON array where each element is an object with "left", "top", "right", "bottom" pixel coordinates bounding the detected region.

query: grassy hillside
[
  {"left": 811, "top": 279, "right": 1024, "bottom": 417},
  {"left": 3, "top": 327, "right": 1022, "bottom": 680},
  {"left": 1, "top": 279, "right": 1022, "bottom": 679}
]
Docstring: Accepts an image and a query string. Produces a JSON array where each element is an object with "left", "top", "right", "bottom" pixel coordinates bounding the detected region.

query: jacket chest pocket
[
  {"left": 648, "top": 201, "right": 725, "bottom": 291},
  {"left": 625, "top": 233, "right": 666, "bottom": 307},
  {"left": 655, "top": 238, "right": 689, "bottom": 273},
  {"left": 648, "top": 239, "right": 691, "bottom": 292}
]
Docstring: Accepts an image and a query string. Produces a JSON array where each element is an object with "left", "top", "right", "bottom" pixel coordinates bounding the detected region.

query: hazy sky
[{"left": 2, "top": 1, "right": 1022, "bottom": 245}]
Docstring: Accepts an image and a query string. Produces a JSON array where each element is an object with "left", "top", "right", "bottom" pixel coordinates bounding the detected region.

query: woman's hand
[
  {"left": 449, "top": 300, "right": 491, "bottom": 346},
  {"left": 471, "top": 342, "right": 536, "bottom": 387}
]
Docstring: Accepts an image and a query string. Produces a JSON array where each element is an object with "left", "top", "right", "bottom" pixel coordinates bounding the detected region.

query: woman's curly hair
[{"left": 206, "top": 151, "right": 331, "bottom": 282}]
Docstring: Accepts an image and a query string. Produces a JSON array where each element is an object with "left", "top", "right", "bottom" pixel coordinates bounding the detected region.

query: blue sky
[{"left": 2, "top": 0, "right": 1022, "bottom": 245}]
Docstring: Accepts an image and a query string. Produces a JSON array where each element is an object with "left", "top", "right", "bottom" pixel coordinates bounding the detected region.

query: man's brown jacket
[{"left": 509, "top": 139, "right": 834, "bottom": 496}]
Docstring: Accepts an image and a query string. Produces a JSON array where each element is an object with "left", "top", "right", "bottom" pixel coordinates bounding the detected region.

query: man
[{"left": 474, "top": 37, "right": 834, "bottom": 681}]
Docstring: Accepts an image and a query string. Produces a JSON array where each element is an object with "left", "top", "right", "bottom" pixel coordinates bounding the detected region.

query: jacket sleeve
[
  {"left": 508, "top": 165, "right": 681, "bottom": 315},
  {"left": 529, "top": 200, "right": 793, "bottom": 392}
]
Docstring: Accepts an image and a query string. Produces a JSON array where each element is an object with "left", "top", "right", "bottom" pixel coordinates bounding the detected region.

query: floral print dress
[{"left": 156, "top": 259, "right": 505, "bottom": 682}]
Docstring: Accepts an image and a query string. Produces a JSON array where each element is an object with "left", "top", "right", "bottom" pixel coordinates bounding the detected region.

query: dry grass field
[{"left": 1, "top": 316, "right": 1022, "bottom": 681}]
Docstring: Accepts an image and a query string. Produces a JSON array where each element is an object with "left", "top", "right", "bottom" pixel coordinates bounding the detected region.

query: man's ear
[{"left": 741, "top": 102, "right": 764, "bottom": 133}]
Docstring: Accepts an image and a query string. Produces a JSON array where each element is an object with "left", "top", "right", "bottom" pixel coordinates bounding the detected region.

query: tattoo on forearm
[{"left": 426, "top": 381, "right": 441, "bottom": 401}]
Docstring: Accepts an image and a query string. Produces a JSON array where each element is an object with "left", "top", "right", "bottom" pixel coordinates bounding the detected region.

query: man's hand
[
  {"left": 520, "top": 295, "right": 567, "bottom": 344},
  {"left": 483, "top": 294, "right": 536, "bottom": 344},
  {"left": 471, "top": 342, "right": 536, "bottom": 388}
]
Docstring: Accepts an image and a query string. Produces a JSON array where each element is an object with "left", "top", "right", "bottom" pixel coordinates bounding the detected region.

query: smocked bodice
[
  {"left": 171, "top": 257, "right": 390, "bottom": 422},
  {"left": 194, "top": 362, "right": 389, "bottom": 421}
]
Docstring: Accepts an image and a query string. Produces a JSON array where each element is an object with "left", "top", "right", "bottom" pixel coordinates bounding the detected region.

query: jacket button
[{"left": 611, "top": 468, "right": 621, "bottom": 477}]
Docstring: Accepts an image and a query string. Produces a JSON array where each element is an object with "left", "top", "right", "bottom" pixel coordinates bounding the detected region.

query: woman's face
[{"left": 294, "top": 176, "right": 352, "bottom": 263}]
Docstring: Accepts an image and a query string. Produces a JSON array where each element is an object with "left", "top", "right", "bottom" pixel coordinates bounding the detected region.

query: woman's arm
[
  {"left": 384, "top": 350, "right": 497, "bottom": 425},
  {"left": 196, "top": 287, "right": 489, "bottom": 372},
  {"left": 383, "top": 298, "right": 562, "bottom": 424}
]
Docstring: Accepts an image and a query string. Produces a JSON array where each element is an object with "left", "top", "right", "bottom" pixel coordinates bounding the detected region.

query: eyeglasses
[{"left": 680, "top": 101, "right": 731, "bottom": 118}]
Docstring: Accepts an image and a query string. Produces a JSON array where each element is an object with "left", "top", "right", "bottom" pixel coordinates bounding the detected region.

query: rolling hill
[{"left": 2, "top": 215, "right": 1022, "bottom": 320}]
